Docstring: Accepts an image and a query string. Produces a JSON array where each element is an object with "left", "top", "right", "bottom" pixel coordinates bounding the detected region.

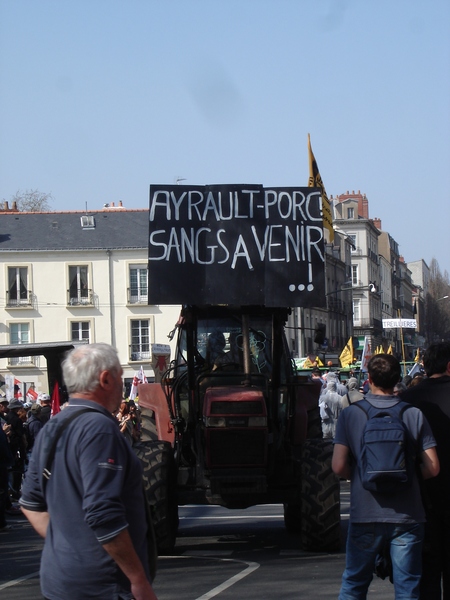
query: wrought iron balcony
[
  {"left": 6, "top": 290, "right": 33, "bottom": 307},
  {"left": 67, "top": 289, "right": 94, "bottom": 306},
  {"left": 127, "top": 287, "right": 148, "bottom": 305},
  {"left": 129, "top": 345, "right": 151, "bottom": 362}
]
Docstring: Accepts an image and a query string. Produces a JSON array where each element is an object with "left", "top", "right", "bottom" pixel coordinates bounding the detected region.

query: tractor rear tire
[
  {"left": 284, "top": 438, "right": 341, "bottom": 552},
  {"left": 134, "top": 441, "right": 179, "bottom": 555}
]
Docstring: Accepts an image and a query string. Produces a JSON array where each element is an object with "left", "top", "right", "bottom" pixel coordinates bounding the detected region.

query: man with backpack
[{"left": 332, "top": 354, "right": 440, "bottom": 599}]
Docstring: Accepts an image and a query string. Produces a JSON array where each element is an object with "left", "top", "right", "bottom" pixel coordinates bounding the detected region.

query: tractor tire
[
  {"left": 134, "top": 441, "right": 179, "bottom": 555},
  {"left": 306, "top": 405, "right": 323, "bottom": 439},
  {"left": 284, "top": 438, "right": 341, "bottom": 552},
  {"left": 139, "top": 407, "right": 159, "bottom": 442}
]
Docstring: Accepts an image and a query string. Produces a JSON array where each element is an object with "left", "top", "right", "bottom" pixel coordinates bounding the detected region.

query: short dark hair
[
  {"left": 367, "top": 354, "right": 401, "bottom": 390},
  {"left": 423, "top": 342, "right": 450, "bottom": 377}
]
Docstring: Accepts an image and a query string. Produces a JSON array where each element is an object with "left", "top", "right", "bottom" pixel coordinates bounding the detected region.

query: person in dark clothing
[
  {"left": 20, "top": 343, "right": 158, "bottom": 600},
  {"left": 0, "top": 425, "right": 13, "bottom": 531},
  {"left": 38, "top": 393, "right": 51, "bottom": 424},
  {"left": 402, "top": 341, "right": 450, "bottom": 600},
  {"left": 25, "top": 404, "right": 44, "bottom": 452},
  {"left": 4, "top": 399, "right": 26, "bottom": 498}
]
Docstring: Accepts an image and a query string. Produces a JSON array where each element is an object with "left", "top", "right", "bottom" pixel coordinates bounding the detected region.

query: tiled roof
[{"left": 0, "top": 209, "right": 149, "bottom": 251}]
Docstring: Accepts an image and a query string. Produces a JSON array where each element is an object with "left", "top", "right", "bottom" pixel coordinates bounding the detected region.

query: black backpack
[{"left": 354, "top": 399, "right": 416, "bottom": 494}]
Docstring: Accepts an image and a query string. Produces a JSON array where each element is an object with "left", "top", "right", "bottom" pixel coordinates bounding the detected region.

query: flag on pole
[
  {"left": 303, "top": 355, "right": 324, "bottom": 368},
  {"left": 26, "top": 387, "right": 39, "bottom": 402},
  {"left": 360, "top": 336, "right": 372, "bottom": 372},
  {"left": 51, "top": 381, "right": 61, "bottom": 417},
  {"left": 339, "top": 337, "right": 354, "bottom": 368},
  {"left": 307, "top": 133, "right": 334, "bottom": 242},
  {"left": 129, "top": 366, "right": 148, "bottom": 400},
  {"left": 408, "top": 361, "right": 423, "bottom": 377}
]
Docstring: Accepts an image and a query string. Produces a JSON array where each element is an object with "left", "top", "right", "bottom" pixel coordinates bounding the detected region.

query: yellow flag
[
  {"left": 339, "top": 337, "right": 354, "bottom": 368},
  {"left": 304, "top": 355, "right": 324, "bottom": 368},
  {"left": 414, "top": 347, "right": 420, "bottom": 362},
  {"left": 308, "top": 133, "right": 334, "bottom": 242}
]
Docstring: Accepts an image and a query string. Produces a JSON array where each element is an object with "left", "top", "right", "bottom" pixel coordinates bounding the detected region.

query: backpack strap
[
  {"left": 353, "top": 397, "right": 412, "bottom": 417},
  {"left": 41, "top": 407, "right": 101, "bottom": 495}
]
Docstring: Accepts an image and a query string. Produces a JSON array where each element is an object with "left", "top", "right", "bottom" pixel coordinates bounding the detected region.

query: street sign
[{"left": 382, "top": 319, "right": 417, "bottom": 329}]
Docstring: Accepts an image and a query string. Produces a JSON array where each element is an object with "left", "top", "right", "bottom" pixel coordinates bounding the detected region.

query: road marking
[
  {"left": 193, "top": 559, "right": 260, "bottom": 600},
  {"left": 0, "top": 571, "right": 40, "bottom": 591},
  {"left": 180, "top": 515, "right": 283, "bottom": 520},
  {"left": 185, "top": 550, "right": 234, "bottom": 556}
]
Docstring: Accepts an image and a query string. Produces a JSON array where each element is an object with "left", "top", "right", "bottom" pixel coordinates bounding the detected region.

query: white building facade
[{"left": 0, "top": 208, "right": 180, "bottom": 397}]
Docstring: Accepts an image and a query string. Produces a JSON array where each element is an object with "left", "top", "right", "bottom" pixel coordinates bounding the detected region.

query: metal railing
[
  {"left": 129, "top": 345, "right": 151, "bottom": 362},
  {"left": 127, "top": 288, "right": 148, "bottom": 304},
  {"left": 8, "top": 355, "right": 38, "bottom": 367},
  {"left": 6, "top": 290, "right": 33, "bottom": 307},
  {"left": 67, "top": 289, "right": 94, "bottom": 306}
]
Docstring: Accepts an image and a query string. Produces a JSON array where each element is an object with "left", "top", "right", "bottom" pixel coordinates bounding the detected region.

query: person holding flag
[{"left": 129, "top": 366, "right": 148, "bottom": 401}]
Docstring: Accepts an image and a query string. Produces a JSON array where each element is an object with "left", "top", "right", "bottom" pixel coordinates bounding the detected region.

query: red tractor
[
  {"left": 137, "top": 183, "right": 341, "bottom": 554},
  {"left": 137, "top": 304, "right": 340, "bottom": 554}
]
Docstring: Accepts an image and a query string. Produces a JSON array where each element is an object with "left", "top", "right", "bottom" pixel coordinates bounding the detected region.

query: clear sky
[{"left": 1, "top": 0, "right": 449, "bottom": 276}]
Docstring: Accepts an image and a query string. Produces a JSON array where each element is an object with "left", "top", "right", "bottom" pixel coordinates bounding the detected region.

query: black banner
[{"left": 148, "top": 184, "right": 326, "bottom": 307}]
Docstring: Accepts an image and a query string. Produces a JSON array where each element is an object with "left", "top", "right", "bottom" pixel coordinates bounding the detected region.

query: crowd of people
[
  {"left": 1, "top": 340, "right": 449, "bottom": 598},
  {"left": 0, "top": 392, "right": 52, "bottom": 531},
  {"left": 1, "top": 381, "right": 143, "bottom": 535},
  {"left": 327, "top": 342, "right": 449, "bottom": 599}
]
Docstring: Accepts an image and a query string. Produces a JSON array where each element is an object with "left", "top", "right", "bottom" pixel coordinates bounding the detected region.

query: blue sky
[{"left": 1, "top": 0, "right": 449, "bottom": 276}]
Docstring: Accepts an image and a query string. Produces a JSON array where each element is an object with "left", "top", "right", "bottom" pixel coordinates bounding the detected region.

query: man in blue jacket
[{"left": 20, "top": 343, "right": 158, "bottom": 600}]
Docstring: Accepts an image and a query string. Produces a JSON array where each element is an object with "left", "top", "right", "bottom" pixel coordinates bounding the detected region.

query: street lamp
[{"left": 437, "top": 295, "right": 449, "bottom": 301}]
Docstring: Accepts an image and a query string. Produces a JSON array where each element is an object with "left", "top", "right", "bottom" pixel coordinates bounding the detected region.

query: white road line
[
  {"left": 194, "top": 559, "right": 260, "bottom": 600},
  {"left": 0, "top": 571, "right": 40, "bottom": 591},
  {"left": 180, "top": 515, "right": 283, "bottom": 520}
]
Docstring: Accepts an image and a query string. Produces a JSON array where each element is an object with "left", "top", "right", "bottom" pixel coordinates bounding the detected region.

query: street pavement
[{"left": 0, "top": 482, "right": 395, "bottom": 599}]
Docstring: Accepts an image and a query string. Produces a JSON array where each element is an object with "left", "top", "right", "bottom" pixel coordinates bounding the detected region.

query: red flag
[
  {"left": 26, "top": 387, "right": 39, "bottom": 401},
  {"left": 51, "top": 381, "right": 61, "bottom": 417}
]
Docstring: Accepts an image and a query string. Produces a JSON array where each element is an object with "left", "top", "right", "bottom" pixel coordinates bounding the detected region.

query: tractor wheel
[
  {"left": 134, "top": 441, "right": 179, "bottom": 555},
  {"left": 139, "top": 407, "right": 159, "bottom": 442},
  {"left": 306, "top": 405, "right": 323, "bottom": 439},
  {"left": 284, "top": 438, "right": 341, "bottom": 552}
]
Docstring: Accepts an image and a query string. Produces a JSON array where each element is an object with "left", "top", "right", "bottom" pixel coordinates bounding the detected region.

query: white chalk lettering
[
  {"left": 188, "top": 190, "right": 204, "bottom": 220},
  {"left": 268, "top": 225, "right": 284, "bottom": 261},
  {"left": 217, "top": 229, "right": 230, "bottom": 264},
  {"left": 231, "top": 235, "right": 254, "bottom": 270},
  {"left": 306, "top": 226, "right": 324, "bottom": 262},
  {"left": 150, "top": 191, "right": 171, "bottom": 221},
  {"left": 203, "top": 192, "right": 221, "bottom": 221},
  {"left": 251, "top": 225, "right": 269, "bottom": 260},
  {"left": 170, "top": 191, "right": 187, "bottom": 221},
  {"left": 149, "top": 229, "right": 168, "bottom": 259}
]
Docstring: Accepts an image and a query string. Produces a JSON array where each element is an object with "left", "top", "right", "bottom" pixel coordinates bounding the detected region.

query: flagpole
[{"left": 398, "top": 309, "right": 407, "bottom": 377}]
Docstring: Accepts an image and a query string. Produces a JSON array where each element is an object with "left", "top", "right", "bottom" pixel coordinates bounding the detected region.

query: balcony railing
[
  {"left": 67, "top": 289, "right": 94, "bottom": 306},
  {"left": 129, "top": 345, "right": 151, "bottom": 362},
  {"left": 127, "top": 288, "right": 148, "bottom": 305},
  {"left": 8, "top": 355, "right": 38, "bottom": 367},
  {"left": 6, "top": 290, "right": 33, "bottom": 307},
  {"left": 327, "top": 298, "right": 347, "bottom": 313}
]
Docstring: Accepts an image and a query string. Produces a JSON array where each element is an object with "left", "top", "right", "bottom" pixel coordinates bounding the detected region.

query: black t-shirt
[{"left": 402, "top": 376, "right": 450, "bottom": 511}]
